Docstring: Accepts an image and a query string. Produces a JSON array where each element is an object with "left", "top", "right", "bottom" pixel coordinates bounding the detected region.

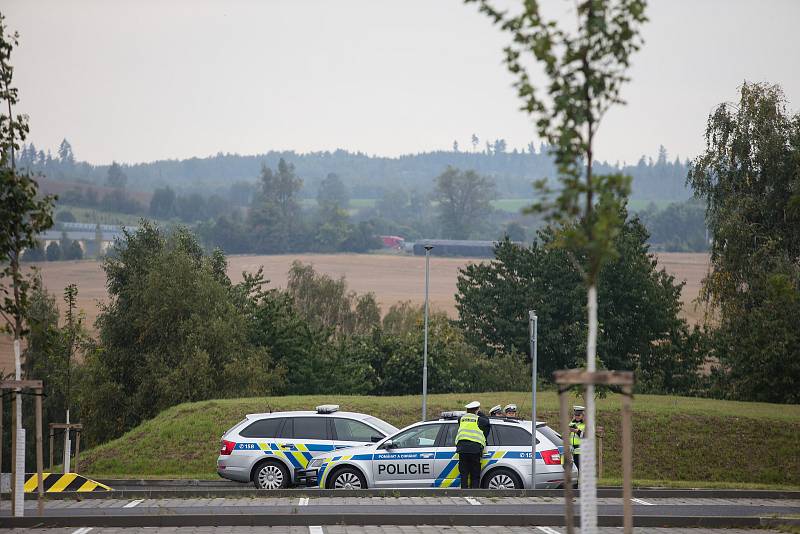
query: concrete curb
[
  {"left": 15, "top": 486, "right": 800, "bottom": 501},
  {"left": 97, "top": 479, "right": 237, "bottom": 487},
  {"left": 0, "top": 513, "right": 774, "bottom": 528}
]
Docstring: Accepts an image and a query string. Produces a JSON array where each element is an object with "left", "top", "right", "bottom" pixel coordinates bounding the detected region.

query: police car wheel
[
  {"left": 253, "top": 460, "right": 289, "bottom": 490},
  {"left": 482, "top": 468, "right": 522, "bottom": 490},
  {"left": 331, "top": 467, "right": 367, "bottom": 490}
]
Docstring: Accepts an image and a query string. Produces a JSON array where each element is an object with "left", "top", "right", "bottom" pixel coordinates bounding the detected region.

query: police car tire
[
  {"left": 329, "top": 466, "right": 367, "bottom": 490},
  {"left": 481, "top": 467, "right": 523, "bottom": 490},
  {"left": 252, "top": 459, "right": 290, "bottom": 490}
]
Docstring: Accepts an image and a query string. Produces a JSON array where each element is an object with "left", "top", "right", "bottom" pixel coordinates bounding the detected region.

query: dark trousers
[
  {"left": 458, "top": 452, "right": 482, "bottom": 489},
  {"left": 573, "top": 453, "right": 580, "bottom": 470}
]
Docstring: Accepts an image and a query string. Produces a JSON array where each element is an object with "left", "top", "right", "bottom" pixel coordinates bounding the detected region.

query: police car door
[
  {"left": 276, "top": 416, "right": 335, "bottom": 471},
  {"left": 372, "top": 423, "right": 443, "bottom": 488},
  {"left": 433, "top": 421, "right": 498, "bottom": 488}
]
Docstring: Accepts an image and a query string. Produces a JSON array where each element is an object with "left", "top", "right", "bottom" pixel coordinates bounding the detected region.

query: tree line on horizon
[
  {"left": 32, "top": 147, "right": 708, "bottom": 254},
  {"left": 19, "top": 138, "right": 691, "bottom": 202}
]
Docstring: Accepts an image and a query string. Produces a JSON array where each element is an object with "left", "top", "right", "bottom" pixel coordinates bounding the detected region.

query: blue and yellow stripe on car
[
  {"left": 248, "top": 441, "right": 336, "bottom": 469},
  {"left": 433, "top": 449, "right": 510, "bottom": 487}
]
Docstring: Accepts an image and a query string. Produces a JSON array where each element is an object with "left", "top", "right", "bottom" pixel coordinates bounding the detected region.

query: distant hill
[{"left": 22, "top": 143, "right": 692, "bottom": 202}]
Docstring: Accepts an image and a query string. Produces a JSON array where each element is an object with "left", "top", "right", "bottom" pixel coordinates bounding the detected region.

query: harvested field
[{"left": 0, "top": 252, "right": 710, "bottom": 374}]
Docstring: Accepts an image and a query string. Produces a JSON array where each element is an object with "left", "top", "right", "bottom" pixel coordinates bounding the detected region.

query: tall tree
[
  {"left": 457, "top": 218, "right": 700, "bottom": 393},
  {"left": 249, "top": 158, "right": 303, "bottom": 253},
  {"left": 688, "top": 82, "right": 800, "bottom": 403},
  {"left": 84, "top": 223, "right": 284, "bottom": 442},
  {"left": 0, "top": 14, "right": 55, "bottom": 503},
  {"left": 149, "top": 186, "right": 177, "bottom": 219},
  {"left": 57, "top": 138, "right": 75, "bottom": 165},
  {"left": 433, "top": 166, "right": 495, "bottom": 239},
  {"left": 470, "top": 0, "right": 647, "bottom": 526},
  {"left": 317, "top": 172, "right": 349, "bottom": 210},
  {"left": 0, "top": 12, "right": 56, "bottom": 366},
  {"left": 106, "top": 161, "right": 127, "bottom": 189}
]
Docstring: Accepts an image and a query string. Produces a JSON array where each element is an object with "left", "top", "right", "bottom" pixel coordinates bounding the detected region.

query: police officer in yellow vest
[
  {"left": 569, "top": 405, "right": 586, "bottom": 469},
  {"left": 456, "top": 401, "right": 491, "bottom": 489}
]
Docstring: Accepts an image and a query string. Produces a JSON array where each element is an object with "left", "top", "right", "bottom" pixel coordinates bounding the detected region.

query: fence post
[
  {"left": 10, "top": 388, "right": 17, "bottom": 516},
  {"left": 74, "top": 430, "right": 81, "bottom": 472},
  {"left": 49, "top": 426, "right": 54, "bottom": 471},
  {"left": 35, "top": 387, "right": 44, "bottom": 516},
  {"left": 559, "top": 387, "right": 575, "bottom": 534},
  {"left": 622, "top": 385, "right": 633, "bottom": 534},
  {"left": 597, "top": 425, "right": 604, "bottom": 479},
  {"left": 0, "top": 392, "right": 3, "bottom": 504}
]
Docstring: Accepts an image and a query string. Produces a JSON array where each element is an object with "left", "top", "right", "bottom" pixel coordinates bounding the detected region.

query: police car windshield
[{"left": 365, "top": 416, "right": 398, "bottom": 436}]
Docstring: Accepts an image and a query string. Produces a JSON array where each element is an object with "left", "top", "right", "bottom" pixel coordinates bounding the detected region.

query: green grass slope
[{"left": 78, "top": 392, "right": 800, "bottom": 488}]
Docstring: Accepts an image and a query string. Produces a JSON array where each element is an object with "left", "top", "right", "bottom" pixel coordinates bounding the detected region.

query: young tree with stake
[
  {"left": 0, "top": 12, "right": 56, "bottom": 512},
  {"left": 468, "top": 1, "right": 647, "bottom": 531}
]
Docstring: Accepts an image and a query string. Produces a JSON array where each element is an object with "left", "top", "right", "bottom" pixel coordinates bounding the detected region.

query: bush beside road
[{"left": 75, "top": 391, "right": 800, "bottom": 488}]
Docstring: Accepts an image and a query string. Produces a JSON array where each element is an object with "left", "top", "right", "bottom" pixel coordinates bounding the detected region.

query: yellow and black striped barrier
[{"left": 23, "top": 473, "right": 112, "bottom": 493}]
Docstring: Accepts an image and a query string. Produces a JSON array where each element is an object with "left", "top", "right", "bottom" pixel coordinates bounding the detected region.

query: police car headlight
[{"left": 308, "top": 458, "right": 325, "bottom": 469}]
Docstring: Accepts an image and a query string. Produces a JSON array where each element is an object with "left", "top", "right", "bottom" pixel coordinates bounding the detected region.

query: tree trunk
[{"left": 580, "top": 284, "right": 598, "bottom": 533}]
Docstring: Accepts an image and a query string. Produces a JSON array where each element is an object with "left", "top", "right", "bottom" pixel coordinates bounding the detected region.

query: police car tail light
[
  {"left": 220, "top": 439, "right": 235, "bottom": 455},
  {"left": 541, "top": 449, "right": 561, "bottom": 465}
]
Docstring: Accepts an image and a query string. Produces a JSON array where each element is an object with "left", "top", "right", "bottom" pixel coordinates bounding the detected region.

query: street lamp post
[
  {"left": 422, "top": 244, "right": 433, "bottom": 421},
  {"left": 529, "top": 311, "right": 538, "bottom": 489}
]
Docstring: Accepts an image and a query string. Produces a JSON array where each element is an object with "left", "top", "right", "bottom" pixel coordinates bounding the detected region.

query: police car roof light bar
[
  {"left": 439, "top": 411, "right": 466, "bottom": 419},
  {"left": 316, "top": 404, "right": 340, "bottom": 414}
]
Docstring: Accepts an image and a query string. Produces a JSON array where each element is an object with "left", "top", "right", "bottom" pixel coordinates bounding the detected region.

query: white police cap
[
  {"left": 465, "top": 401, "right": 481, "bottom": 409},
  {"left": 489, "top": 404, "right": 502, "bottom": 414},
  {"left": 573, "top": 405, "right": 585, "bottom": 412},
  {"left": 504, "top": 404, "right": 517, "bottom": 412}
]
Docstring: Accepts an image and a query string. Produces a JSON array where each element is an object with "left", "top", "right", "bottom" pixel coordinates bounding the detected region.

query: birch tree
[{"left": 468, "top": 1, "right": 647, "bottom": 531}]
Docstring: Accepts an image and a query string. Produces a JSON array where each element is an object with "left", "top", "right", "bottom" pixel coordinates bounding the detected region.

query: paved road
[
  {"left": 4, "top": 495, "right": 799, "bottom": 513},
  {"left": 2, "top": 495, "right": 799, "bottom": 529},
  {"left": 0, "top": 527, "right": 791, "bottom": 533}
]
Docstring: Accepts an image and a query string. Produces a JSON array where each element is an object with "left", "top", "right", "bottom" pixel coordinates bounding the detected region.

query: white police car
[
  {"left": 217, "top": 405, "right": 399, "bottom": 489},
  {"left": 297, "top": 412, "right": 570, "bottom": 489}
]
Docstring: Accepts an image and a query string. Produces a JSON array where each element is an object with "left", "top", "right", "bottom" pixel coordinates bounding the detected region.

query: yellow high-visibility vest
[
  {"left": 456, "top": 413, "right": 486, "bottom": 447},
  {"left": 570, "top": 421, "right": 585, "bottom": 454}
]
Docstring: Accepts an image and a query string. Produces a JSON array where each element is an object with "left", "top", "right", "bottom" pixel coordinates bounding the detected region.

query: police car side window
[
  {"left": 442, "top": 424, "right": 457, "bottom": 447},
  {"left": 278, "top": 418, "right": 293, "bottom": 439},
  {"left": 240, "top": 418, "right": 284, "bottom": 438},
  {"left": 495, "top": 425, "right": 537, "bottom": 446},
  {"left": 293, "top": 417, "right": 329, "bottom": 440},
  {"left": 443, "top": 422, "right": 496, "bottom": 447},
  {"left": 333, "top": 418, "right": 378, "bottom": 442},
  {"left": 392, "top": 424, "right": 443, "bottom": 448}
]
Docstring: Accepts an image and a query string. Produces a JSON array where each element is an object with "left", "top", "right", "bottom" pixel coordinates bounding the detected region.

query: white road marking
[
  {"left": 123, "top": 499, "right": 144, "bottom": 508},
  {"left": 299, "top": 497, "right": 309, "bottom": 506},
  {"left": 464, "top": 496, "right": 481, "bottom": 506},
  {"left": 536, "top": 527, "right": 561, "bottom": 534},
  {"left": 631, "top": 497, "right": 655, "bottom": 506},
  {"left": 71, "top": 528, "right": 93, "bottom": 534},
  {"left": 309, "top": 527, "right": 324, "bottom": 534}
]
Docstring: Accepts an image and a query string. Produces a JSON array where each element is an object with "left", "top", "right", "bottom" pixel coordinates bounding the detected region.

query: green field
[
  {"left": 57, "top": 204, "right": 158, "bottom": 226},
  {"left": 349, "top": 198, "right": 378, "bottom": 209},
  {"left": 77, "top": 392, "right": 800, "bottom": 488},
  {"left": 490, "top": 198, "right": 675, "bottom": 214},
  {"left": 300, "top": 198, "right": 673, "bottom": 215}
]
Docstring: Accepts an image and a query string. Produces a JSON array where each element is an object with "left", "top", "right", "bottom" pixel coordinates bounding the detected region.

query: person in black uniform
[{"left": 456, "top": 401, "right": 491, "bottom": 489}]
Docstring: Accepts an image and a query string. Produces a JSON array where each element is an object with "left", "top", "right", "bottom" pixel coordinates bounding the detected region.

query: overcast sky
[{"left": 5, "top": 0, "right": 800, "bottom": 166}]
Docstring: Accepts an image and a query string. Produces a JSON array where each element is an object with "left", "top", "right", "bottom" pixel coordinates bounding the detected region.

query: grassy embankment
[{"left": 78, "top": 391, "right": 800, "bottom": 489}]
